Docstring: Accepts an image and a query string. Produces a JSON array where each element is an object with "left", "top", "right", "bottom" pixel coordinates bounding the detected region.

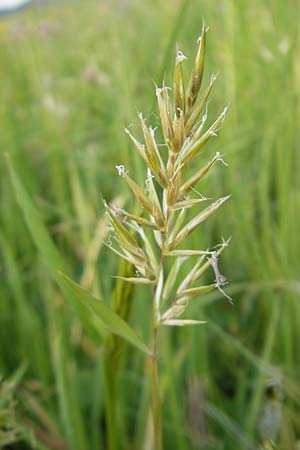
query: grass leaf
[
  {"left": 6, "top": 155, "right": 104, "bottom": 345},
  {"left": 58, "top": 272, "right": 151, "bottom": 355}
]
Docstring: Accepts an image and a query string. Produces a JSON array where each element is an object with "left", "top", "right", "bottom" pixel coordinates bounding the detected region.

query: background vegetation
[{"left": 1, "top": 0, "right": 300, "bottom": 449}]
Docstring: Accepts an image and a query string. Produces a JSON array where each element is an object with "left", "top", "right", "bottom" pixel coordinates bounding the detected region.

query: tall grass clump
[{"left": 104, "top": 23, "right": 231, "bottom": 447}]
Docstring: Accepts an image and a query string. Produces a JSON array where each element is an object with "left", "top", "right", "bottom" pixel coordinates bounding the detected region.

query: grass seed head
[{"left": 107, "top": 26, "right": 232, "bottom": 323}]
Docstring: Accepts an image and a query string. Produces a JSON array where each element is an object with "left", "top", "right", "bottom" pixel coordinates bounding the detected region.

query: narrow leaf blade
[
  {"left": 6, "top": 155, "right": 104, "bottom": 344},
  {"left": 58, "top": 272, "right": 151, "bottom": 355}
]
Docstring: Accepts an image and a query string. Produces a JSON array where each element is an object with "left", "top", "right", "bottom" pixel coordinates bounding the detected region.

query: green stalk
[
  {"left": 148, "top": 227, "right": 168, "bottom": 449},
  {"left": 150, "top": 319, "right": 162, "bottom": 450}
]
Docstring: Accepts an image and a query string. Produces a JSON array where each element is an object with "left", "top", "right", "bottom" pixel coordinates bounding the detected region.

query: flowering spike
[{"left": 107, "top": 28, "right": 231, "bottom": 337}]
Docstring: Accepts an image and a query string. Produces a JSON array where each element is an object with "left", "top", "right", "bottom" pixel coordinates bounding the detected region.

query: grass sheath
[{"left": 105, "top": 22, "right": 230, "bottom": 446}]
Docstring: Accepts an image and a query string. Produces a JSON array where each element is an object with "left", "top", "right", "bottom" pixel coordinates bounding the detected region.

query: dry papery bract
[{"left": 105, "top": 23, "right": 231, "bottom": 327}]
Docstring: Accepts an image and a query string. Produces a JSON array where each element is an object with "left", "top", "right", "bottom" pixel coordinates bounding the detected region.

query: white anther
[
  {"left": 176, "top": 50, "right": 187, "bottom": 64},
  {"left": 149, "top": 126, "right": 157, "bottom": 137},
  {"left": 215, "top": 152, "right": 228, "bottom": 167},
  {"left": 155, "top": 85, "right": 171, "bottom": 97},
  {"left": 115, "top": 165, "right": 127, "bottom": 177}
]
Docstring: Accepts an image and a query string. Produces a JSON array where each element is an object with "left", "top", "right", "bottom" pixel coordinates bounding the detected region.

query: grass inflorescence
[{"left": 105, "top": 23, "right": 231, "bottom": 447}]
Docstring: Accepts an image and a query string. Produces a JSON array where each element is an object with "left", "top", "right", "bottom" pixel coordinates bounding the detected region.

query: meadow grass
[{"left": 1, "top": 0, "right": 300, "bottom": 449}]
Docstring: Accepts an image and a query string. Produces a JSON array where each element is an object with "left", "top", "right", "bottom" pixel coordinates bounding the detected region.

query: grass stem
[{"left": 150, "top": 323, "right": 162, "bottom": 450}]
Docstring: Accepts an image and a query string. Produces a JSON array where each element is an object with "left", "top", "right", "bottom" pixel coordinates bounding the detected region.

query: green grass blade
[
  {"left": 58, "top": 272, "right": 151, "bottom": 355},
  {"left": 6, "top": 155, "right": 104, "bottom": 345},
  {"left": 6, "top": 154, "right": 66, "bottom": 273}
]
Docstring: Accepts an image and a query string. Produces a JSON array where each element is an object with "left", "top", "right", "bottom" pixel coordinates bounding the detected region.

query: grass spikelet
[{"left": 186, "top": 23, "right": 208, "bottom": 109}]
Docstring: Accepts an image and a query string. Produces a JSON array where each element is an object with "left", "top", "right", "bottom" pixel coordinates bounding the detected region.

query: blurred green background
[{"left": 1, "top": 0, "right": 300, "bottom": 449}]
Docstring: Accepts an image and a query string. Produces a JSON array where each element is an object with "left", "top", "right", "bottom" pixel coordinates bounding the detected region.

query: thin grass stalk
[{"left": 149, "top": 323, "right": 162, "bottom": 450}]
